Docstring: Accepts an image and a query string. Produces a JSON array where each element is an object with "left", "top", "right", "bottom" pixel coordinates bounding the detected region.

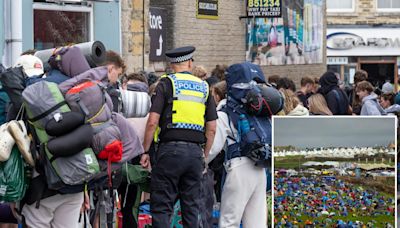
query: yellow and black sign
[
  {"left": 197, "top": 0, "right": 218, "bottom": 20},
  {"left": 247, "top": 0, "right": 282, "bottom": 17}
]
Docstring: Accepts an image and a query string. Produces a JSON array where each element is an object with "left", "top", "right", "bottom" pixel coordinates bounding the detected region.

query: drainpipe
[
  {"left": 142, "top": 0, "right": 145, "bottom": 71},
  {"left": 5, "top": 0, "right": 22, "bottom": 66}
]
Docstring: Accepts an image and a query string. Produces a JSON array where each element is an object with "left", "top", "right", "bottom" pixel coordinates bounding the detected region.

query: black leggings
[
  {"left": 118, "top": 156, "right": 141, "bottom": 228},
  {"left": 118, "top": 181, "right": 139, "bottom": 228}
]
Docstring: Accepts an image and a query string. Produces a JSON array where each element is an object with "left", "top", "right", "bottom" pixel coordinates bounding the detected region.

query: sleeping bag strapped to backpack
[
  {"left": 22, "top": 81, "right": 100, "bottom": 189},
  {"left": 223, "top": 62, "right": 284, "bottom": 168},
  {"left": 48, "top": 46, "right": 91, "bottom": 78},
  {"left": 63, "top": 80, "right": 123, "bottom": 163},
  {"left": 120, "top": 82, "right": 151, "bottom": 118}
]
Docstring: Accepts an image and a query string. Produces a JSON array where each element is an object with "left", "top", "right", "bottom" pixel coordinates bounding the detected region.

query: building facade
[
  {"left": 1, "top": 0, "right": 122, "bottom": 67},
  {"left": 327, "top": 0, "right": 400, "bottom": 90},
  {"left": 148, "top": 0, "right": 327, "bottom": 86},
  {"left": 1, "top": 0, "right": 327, "bottom": 85}
]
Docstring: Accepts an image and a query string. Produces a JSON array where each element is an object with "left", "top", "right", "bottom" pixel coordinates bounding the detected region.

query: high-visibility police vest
[{"left": 162, "top": 73, "right": 209, "bottom": 132}]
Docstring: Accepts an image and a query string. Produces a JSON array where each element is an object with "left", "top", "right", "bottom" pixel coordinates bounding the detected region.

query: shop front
[
  {"left": 327, "top": 27, "right": 400, "bottom": 91},
  {"left": 1, "top": 0, "right": 121, "bottom": 67}
]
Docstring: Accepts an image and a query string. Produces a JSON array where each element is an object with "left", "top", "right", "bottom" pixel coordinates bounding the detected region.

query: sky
[{"left": 274, "top": 117, "right": 396, "bottom": 148}]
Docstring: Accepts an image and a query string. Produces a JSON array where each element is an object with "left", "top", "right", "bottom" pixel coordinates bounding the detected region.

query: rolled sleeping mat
[
  {"left": 121, "top": 90, "right": 151, "bottom": 118},
  {"left": 34, "top": 41, "right": 107, "bottom": 68},
  {"left": 47, "top": 124, "right": 94, "bottom": 158},
  {"left": 45, "top": 111, "right": 86, "bottom": 137},
  {"left": 73, "top": 41, "right": 106, "bottom": 67}
]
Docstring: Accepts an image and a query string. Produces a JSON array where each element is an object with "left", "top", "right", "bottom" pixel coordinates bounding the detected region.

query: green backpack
[{"left": 0, "top": 146, "right": 28, "bottom": 202}]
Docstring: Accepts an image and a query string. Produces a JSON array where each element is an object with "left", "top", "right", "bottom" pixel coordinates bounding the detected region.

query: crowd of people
[
  {"left": 0, "top": 46, "right": 275, "bottom": 228},
  {"left": 0, "top": 42, "right": 398, "bottom": 228},
  {"left": 266, "top": 70, "right": 400, "bottom": 116},
  {"left": 274, "top": 176, "right": 395, "bottom": 227}
]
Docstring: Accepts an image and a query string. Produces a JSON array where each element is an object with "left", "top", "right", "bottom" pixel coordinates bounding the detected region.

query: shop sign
[
  {"left": 197, "top": 0, "right": 218, "bottom": 19},
  {"left": 149, "top": 7, "right": 166, "bottom": 61},
  {"left": 246, "top": 0, "right": 282, "bottom": 17},
  {"left": 327, "top": 28, "right": 400, "bottom": 57},
  {"left": 327, "top": 57, "right": 348, "bottom": 65},
  {"left": 327, "top": 32, "right": 400, "bottom": 50}
]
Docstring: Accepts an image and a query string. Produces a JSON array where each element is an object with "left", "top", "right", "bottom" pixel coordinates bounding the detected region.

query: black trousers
[
  {"left": 118, "top": 179, "right": 138, "bottom": 228},
  {"left": 150, "top": 141, "right": 203, "bottom": 228},
  {"left": 118, "top": 156, "right": 140, "bottom": 228}
]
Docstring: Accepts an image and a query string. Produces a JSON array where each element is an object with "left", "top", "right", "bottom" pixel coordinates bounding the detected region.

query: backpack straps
[{"left": 28, "top": 101, "right": 67, "bottom": 123}]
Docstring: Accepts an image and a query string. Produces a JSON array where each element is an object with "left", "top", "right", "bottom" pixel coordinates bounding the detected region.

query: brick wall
[
  {"left": 124, "top": 0, "right": 328, "bottom": 85},
  {"left": 121, "top": 0, "right": 150, "bottom": 73},
  {"left": 171, "top": 0, "right": 247, "bottom": 69},
  {"left": 327, "top": 0, "right": 400, "bottom": 25},
  {"left": 175, "top": 0, "right": 327, "bottom": 84}
]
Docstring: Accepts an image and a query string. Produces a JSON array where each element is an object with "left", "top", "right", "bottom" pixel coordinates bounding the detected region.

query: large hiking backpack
[
  {"left": 63, "top": 80, "right": 123, "bottom": 162},
  {"left": 22, "top": 81, "right": 100, "bottom": 189},
  {"left": 223, "top": 62, "right": 283, "bottom": 167}
]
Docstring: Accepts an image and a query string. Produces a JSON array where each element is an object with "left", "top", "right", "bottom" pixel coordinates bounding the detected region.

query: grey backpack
[{"left": 22, "top": 81, "right": 100, "bottom": 189}]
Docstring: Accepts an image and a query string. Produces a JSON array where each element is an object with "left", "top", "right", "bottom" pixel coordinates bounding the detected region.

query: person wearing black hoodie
[{"left": 318, "top": 71, "right": 351, "bottom": 115}]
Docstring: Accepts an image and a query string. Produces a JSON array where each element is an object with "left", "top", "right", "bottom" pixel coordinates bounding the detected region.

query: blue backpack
[{"left": 222, "top": 62, "right": 282, "bottom": 168}]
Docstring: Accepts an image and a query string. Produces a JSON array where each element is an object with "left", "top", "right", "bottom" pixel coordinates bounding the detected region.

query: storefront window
[
  {"left": 377, "top": 0, "right": 400, "bottom": 11},
  {"left": 327, "top": 65, "right": 341, "bottom": 74},
  {"left": 327, "top": 0, "right": 355, "bottom": 12},
  {"left": 34, "top": 9, "right": 90, "bottom": 50}
]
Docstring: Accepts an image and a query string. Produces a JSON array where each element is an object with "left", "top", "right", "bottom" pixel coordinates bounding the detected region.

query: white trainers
[
  {"left": 0, "top": 123, "right": 15, "bottom": 162},
  {"left": 8, "top": 120, "right": 35, "bottom": 166}
]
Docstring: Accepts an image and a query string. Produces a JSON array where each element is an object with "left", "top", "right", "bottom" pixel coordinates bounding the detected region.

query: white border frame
[
  {"left": 326, "top": 0, "right": 356, "bottom": 13},
  {"left": 32, "top": 2, "right": 94, "bottom": 43},
  {"left": 376, "top": 0, "right": 400, "bottom": 12},
  {"left": 271, "top": 116, "right": 397, "bottom": 227}
]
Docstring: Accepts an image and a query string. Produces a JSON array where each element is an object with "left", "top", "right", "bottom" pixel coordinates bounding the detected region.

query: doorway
[{"left": 360, "top": 63, "right": 395, "bottom": 89}]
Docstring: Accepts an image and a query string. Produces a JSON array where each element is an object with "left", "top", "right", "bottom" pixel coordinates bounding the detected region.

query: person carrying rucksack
[
  {"left": 318, "top": 71, "right": 351, "bottom": 115},
  {"left": 206, "top": 62, "right": 283, "bottom": 228}
]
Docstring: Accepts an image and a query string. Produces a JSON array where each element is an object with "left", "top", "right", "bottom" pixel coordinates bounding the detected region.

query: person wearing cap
[
  {"left": 14, "top": 55, "right": 44, "bottom": 77},
  {"left": 381, "top": 81, "right": 394, "bottom": 95},
  {"left": 142, "top": 46, "right": 217, "bottom": 227}
]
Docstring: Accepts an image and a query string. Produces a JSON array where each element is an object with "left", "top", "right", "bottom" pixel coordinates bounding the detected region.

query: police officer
[{"left": 141, "top": 46, "right": 217, "bottom": 227}]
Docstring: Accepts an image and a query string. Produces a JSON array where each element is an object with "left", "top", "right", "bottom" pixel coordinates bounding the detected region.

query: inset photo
[{"left": 273, "top": 117, "right": 396, "bottom": 228}]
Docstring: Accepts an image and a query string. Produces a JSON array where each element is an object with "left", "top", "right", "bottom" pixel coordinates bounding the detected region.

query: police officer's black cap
[{"left": 165, "top": 46, "right": 195, "bottom": 63}]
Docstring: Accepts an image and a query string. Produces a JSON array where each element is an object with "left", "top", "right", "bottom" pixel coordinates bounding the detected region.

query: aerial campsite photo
[{"left": 273, "top": 117, "right": 397, "bottom": 228}]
